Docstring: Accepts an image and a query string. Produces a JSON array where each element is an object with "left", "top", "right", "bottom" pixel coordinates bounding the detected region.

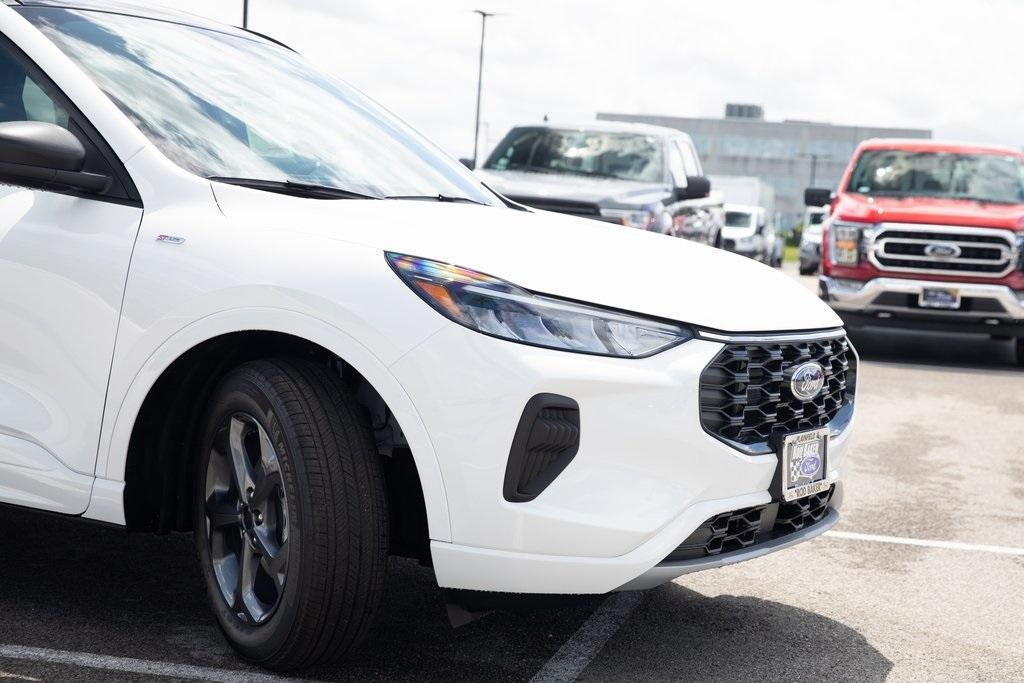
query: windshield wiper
[
  {"left": 385, "top": 194, "right": 487, "bottom": 205},
  {"left": 209, "top": 177, "right": 382, "bottom": 200}
]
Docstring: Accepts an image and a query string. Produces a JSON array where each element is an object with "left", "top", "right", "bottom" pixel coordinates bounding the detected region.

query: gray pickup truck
[{"left": 474, "top": 121, "right": 723, "bottom": 246}]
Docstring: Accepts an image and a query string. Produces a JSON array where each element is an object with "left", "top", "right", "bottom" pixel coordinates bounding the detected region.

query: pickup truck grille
[
  {"left": 699, "top": 336, "right": 855, "bottom": 452},
  {"left": 506, "top": 196, "right": 602, "bottom": 218},
  {"left": 869, "top": 224, "right": 1018, "bottom": 278}
]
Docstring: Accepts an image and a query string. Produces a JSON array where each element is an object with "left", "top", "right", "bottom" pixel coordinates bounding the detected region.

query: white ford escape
[{"left": 0, "top": 0, "right": 856, "bottom": 671}]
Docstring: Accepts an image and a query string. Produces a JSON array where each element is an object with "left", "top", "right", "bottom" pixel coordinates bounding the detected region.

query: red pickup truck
[{"left": 806, "top": 139, "right": 1024, "bottom": 365}]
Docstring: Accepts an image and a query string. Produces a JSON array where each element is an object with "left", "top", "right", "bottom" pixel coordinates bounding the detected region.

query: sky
[{"left": 141, "top": 0, "right": 1022, "bottom": 159}]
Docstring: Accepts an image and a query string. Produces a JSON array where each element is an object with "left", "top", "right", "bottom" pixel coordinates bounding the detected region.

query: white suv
[{"left": 0, "top": 1, "right": 856, "bottom": 671}]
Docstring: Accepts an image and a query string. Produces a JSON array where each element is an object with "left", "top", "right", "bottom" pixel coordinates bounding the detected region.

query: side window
[
  {"left": 677, "top": 141, "right": 701, "bottom": 177},
  {"left": 0, "top": 46, "right": 70, "bottom": 126}
]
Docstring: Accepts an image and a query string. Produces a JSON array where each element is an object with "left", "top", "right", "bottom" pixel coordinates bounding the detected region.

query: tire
[
  {"left": 1015, "top": 337, "right": 1024, "bottom": 367},
  {"left": 194, "top": 359, "right": 388, "bottom": 670}
]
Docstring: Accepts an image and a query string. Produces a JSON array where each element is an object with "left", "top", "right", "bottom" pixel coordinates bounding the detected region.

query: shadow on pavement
[
  {"left": 847, "top": 326, "right": 1021, "bottom": 373},
  {"left": 0, "top": 506, "right": 599, "bottom": 681},
  {"left": 581, "top": 583, "right": 892, "bottom": 682}
]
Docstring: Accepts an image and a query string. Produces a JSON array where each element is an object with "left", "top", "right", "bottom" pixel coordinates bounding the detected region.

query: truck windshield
[
  {"left": 23, "top": 8, "right": 501, "bottom": 204},
  {"left": 724, "top": 211, "right": 753, "bottom": 228},
  {"left": 847, "top": 149, "right": 1024, "bottom": 204},
  {"left": 484, "top": 128, "right": 664, "bottom": 183}
]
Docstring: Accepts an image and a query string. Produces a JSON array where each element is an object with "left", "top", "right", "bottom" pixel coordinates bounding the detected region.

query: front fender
[{"left": 95, "top": 307, "right": 452, "bottom": 542}]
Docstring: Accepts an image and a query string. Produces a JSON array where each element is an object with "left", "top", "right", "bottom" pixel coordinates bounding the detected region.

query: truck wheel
[
  {"left": 1016, "top": 338, "right": 1024, "bottom": 367},
  {"left": 194, "top": 359, "right": 388, "bottom": 670}
]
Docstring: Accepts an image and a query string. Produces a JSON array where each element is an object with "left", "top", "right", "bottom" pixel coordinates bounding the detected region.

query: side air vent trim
[{"left": 503, "top": 393, "right": 581, "bottom": 503}]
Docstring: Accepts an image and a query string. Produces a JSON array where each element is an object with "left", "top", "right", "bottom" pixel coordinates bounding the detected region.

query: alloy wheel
[{"left": 203, "top": 413, "right": 290, "bottom": 625}]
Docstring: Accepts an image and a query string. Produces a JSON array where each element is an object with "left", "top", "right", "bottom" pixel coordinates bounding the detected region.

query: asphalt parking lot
[{"left": 0, "top": 264, "right": 1021, "bottom": 682}]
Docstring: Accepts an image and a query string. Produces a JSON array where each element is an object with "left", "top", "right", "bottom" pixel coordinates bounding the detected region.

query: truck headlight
[
  {"left": 387, "top": 253, "right": 692, "bottom": 358},
  {"left": 599, "top": 208, "right": 669, "bottom": 232},
  {"left": 830, "top": 221, "right": 866, "bottom": 266}
]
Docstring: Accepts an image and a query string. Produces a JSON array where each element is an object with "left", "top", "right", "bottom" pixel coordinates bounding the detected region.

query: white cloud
[{"left": 139, "top": 0, "right": 1024, "bottom": 156}]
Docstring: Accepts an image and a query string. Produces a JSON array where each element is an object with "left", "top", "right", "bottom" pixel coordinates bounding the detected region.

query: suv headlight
[{"left": 387, "top": 253, "right": 692, "bottom": 358}]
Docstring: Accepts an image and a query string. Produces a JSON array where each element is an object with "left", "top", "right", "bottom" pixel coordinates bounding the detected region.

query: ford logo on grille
[
  {"left": 790, "top": 362, "right": 826, "bottom": 401},
  {"left": 923, "top": 242, "right": 962, "bottom": 259}
]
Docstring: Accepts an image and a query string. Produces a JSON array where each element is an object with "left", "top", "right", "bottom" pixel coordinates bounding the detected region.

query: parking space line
[
  {"left": 0, "top": 645, "right": 304, "bottom": 682},
  {"left": 826, "top": 530, "right": 1024, "bottom": 556},
  {"left": 530, "top": 591, "right": 644, "bottom": 683}
]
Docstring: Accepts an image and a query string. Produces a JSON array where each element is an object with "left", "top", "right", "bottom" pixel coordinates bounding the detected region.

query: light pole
[
  {"left": 242, "top": 0, "right": 249, "bottom": 28},
  {"left": 471, "top": 10, "right": 496, "bottom": 169}
]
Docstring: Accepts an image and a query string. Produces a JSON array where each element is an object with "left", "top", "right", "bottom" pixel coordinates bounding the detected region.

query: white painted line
[
  {"left": 530, "top": 591, "right": 643, "bottom": 683},
  {"left": 0, "top": 645, "right": 306, "bottom": 683},
  {"left": 826, "top": 530, "right": 1024, "bottom": 556}
]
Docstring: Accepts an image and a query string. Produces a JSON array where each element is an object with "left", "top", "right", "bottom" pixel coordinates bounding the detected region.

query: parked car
[
  {"left": 799, "top": 206, "right": 828, "bottom": 275},
  {"left": 0, "top": 0, "right": 856, "bottom": 671},
  {"left": 807, "top": 138, "right": 1024, "bottom": 364},
  {"left": 475, "top": 122, "right": 724, "bottom": 246},
  {"left": 721, "top": 204, "right": 780, "bottom": 266}
]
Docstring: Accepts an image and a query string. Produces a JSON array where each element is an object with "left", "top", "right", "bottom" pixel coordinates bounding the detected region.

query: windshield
[
  {"left": 847, "top": 149, "right": 1024, "bottom": 204},
  {"left": 724, "top": 211, "right": 753, "bottom": 228},
  {"left": 484, "top": 128, "right": 665, "bottom": 183},
  {"left": 24, "top": 8, "right": 500, "bottom": 204}
]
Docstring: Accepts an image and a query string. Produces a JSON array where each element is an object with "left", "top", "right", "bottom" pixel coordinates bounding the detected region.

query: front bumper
[
  {"left": 390, "top": 323, "right": 853, "bottom": 594},
  {"left": 822, "top": 276, "right": 1024, "bottom": 334}
]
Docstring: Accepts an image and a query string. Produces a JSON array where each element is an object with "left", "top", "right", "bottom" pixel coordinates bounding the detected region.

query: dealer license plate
[
  {"left": 919, "top": 287, "right": 961, "bottom": 310},
  {"left": 779, "top": 428, "right": 831, "bottom": 501}
]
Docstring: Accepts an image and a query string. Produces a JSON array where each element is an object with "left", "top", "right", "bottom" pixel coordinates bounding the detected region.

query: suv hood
[
  {"left": 212, "top": 184, "right": 841, "bottom": 333},
  {"left": 835, "top": 194, "right": 1024, "bottom": 230},
  {"left": 476, "top": 169, "right": 670, "bottom": 207}
]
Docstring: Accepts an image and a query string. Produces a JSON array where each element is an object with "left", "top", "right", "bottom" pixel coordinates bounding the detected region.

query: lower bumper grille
[{"left": 664, "top": 487, "right": 834, "bottom": 562}]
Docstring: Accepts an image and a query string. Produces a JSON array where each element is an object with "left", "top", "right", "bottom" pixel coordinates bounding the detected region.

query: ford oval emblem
[
  {"left": 923, "top": 242, "right": 961, "bottom": 259},
  {"left": 790, "top": 362, "right": 826, "bottom": 401},
  {"left": 799, "top": 455, "right": 822, "bottom": 477}
]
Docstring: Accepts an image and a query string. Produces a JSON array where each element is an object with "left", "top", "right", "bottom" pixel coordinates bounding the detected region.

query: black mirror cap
[
  {"left": 0, "top": 121, "right": 110, "bottom": 194},
  {"left": 676, "top": 175, "right": 711, "bottom": 201},
  {"left": 805, "top": 187, "right": 833, "bottom": 207},
  {"left": 0, "top": 121, "right": 87, "bottom": 171},
  {"left": 459, "top": 157, "right": 475, "bottom": 170}
]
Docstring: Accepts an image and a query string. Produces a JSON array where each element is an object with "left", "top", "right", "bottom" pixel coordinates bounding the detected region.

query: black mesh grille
[
  {"left": 664, "top": 487, "right": 834, "bottom": 562},
  {"left": 700, "top": 337, "right": 855, "bottom": 449}
]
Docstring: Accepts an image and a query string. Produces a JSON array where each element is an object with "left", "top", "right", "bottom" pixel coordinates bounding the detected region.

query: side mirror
[
  {"left": 804, "top": 187, "right": 832, "bottom": 207},
  {"left": 675, "top": 175, "right": 711, "bottom": 201},
  {"left": 0, "top": 121, "right": 110, "bottom": 194},
  {"left": 459, "top": 158, "right": 475, "bottom": 170}
]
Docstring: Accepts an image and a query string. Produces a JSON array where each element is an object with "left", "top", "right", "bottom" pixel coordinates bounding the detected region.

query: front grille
[
  {"left": 507, "top": 196, "right": 602, "bottom": 218},
  {"left": 664, "top": 487, "right": 834, "bottom": 562},
  {"left": 700, "top": 336, "right": 856, "bottom": 451},
  {"left": 870, "top": 224, "right": 1018, "bottom": 278}
]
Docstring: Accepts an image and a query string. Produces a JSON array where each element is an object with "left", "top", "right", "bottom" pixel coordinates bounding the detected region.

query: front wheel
[{"left": 195, "top": 359, "right": 388, "bottom": 670}]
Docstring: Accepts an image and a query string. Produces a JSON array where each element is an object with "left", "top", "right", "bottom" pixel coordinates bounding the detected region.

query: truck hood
[
  {"left": 835, "top": 194, "right": 1024, "bottom": 230},
  {"left": 212, "top": 183, "right": 841, "bottom": 333},
  {"left": 475, "top": 169, "right": 670, "bottom": 207}
]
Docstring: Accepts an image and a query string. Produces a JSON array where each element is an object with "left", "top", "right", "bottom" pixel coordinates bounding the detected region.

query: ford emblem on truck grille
[
  {"left": 790, "top": 362, "right": 826, "bottom": 401},
  {"left": 924, "top": 242, "right": 962, "bottom": 259}
]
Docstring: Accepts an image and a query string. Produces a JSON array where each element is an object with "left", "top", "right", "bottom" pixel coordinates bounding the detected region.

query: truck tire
[
  {"left": 194, "top": 359, "right": 388, "bottom": 670},
  {"left": 1016, "top": 337, "right": 1024, "bottom": 367}
]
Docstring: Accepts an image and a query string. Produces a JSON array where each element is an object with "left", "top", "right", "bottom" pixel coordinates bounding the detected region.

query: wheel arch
[{"left": 97, "top": 309, "right": 451, "bottom": 543}]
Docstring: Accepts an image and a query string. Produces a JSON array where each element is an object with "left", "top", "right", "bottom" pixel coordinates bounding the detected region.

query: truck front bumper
[{"left": 821, "top": 276, "right": 1024, "bottom": 334}]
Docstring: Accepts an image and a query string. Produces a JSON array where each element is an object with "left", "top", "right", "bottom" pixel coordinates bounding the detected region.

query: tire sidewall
[{"left": 194, "top": 367, "right": 311, "bottom": 663}]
